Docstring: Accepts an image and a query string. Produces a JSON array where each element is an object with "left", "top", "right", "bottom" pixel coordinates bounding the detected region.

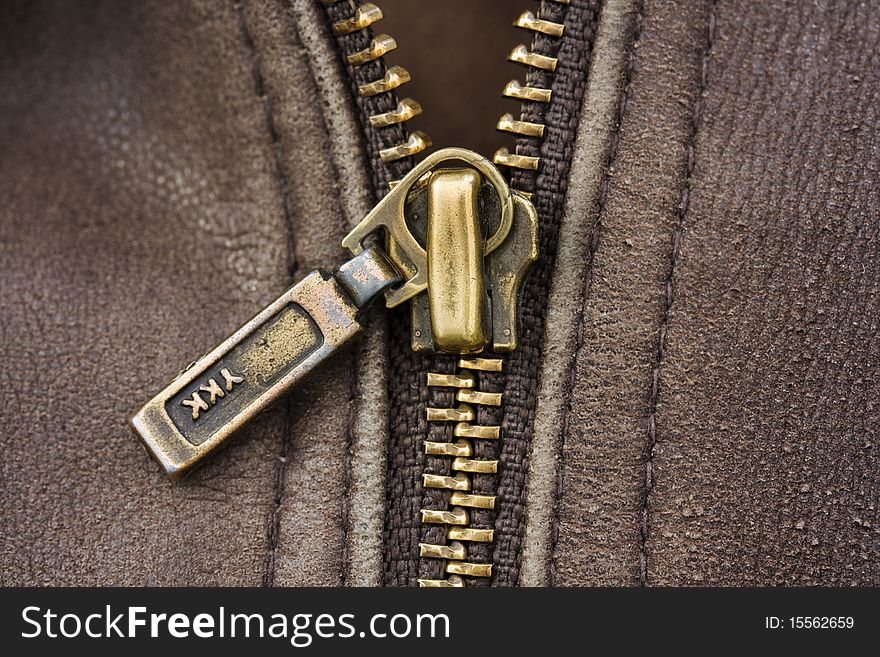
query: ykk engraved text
[{"left": 181, "top": 367, "right": 244, "bottom": 420}]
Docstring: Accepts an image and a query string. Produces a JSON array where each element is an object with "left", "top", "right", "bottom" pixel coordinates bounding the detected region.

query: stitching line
[
  {"left": 288, "top": 0, "right": 362, "bottom": 589},
  {"left": 233, "top": 0, "right": 299, "bottom": 587},
  {"left": 639, "top": 0, "right": 718, "bottom": 587},
  {"left": 510, "top": 0, "right": 603, "bottom": 588},
  {"left": 548, "top": 0, "right": 646, "bottom": 587}
]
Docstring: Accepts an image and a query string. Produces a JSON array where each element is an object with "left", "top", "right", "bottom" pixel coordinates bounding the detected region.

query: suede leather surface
[
  {"left": 521, "top": 0, "right": 644, "bottom": 586},
  {"left": 1, "top": 0, "right": 877, "bottom": 587},
  {"left": 546, "top": 0, "right": 880, "bottom": 585},
  {"left": 0, "top": 0, "right": 368, "bottom": 585},
  {"left": 643, "top": 0, "right": 880, "bottom": 585}
]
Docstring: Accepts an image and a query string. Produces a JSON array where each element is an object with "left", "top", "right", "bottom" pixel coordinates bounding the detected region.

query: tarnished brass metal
[
  {"left": 424, "top": 439, "right": 473, "bottom": 457},
  {"left": 379, "top": 131, "right": 432, "bottom": 163},
  {"left": 358, "top": 65, "right": 411, "bottom": 97},
  {"left": 419, "top": 542, "right": 467, "bottom": 560},
  {"left": 425, "top": 406, "right": 475, "bottom": 422},
  {"left": 134, "top": 148, "right": 536, "bottom": 477},
  {"left": 332, "top": 2, "right": 383, "bottom": 36},
  {"left": 421, "top": 356, "right": 502, "bottom": 582},
  {"left": 426, "top": 168, "right": 490, "bottom": 353},
  {"left": 423, "top": 473, "right": 471, "bottom": 491},
  {"left": 503, "top": 79, "right": 552, "bottom": 103},
  {"left": 130, "top": 247, "right": 399, "bottom": 478},
  {"left": 449, "top": 492, "right": 496, "bottom": 509},
  {"left": 497, "top": 112, "right": 546, "bottom": 137},
  {"left": 457, "top": 389, "right": 502, "bottom": 406},
  {"left": 493, "top": 146, "right": 540, "bottom": 171},
  {"left": 454, "top": 423, "right": 501, "bottom": 439},
  {"left": 418, "top": 576, "right": 465, "bottom": 588},
  {"left": 487, "top": 194, "right": 539, "bottom": 350},
  {"left": 426, "top": 372, "right": 475, "bottom": 388},
  {"left": 349, "top": 148, "right": 535, "bottom": 353},
  {"left": 446, "top": 561, "right": 492, "bottom": 578},
  {"left": 421, "top": 507, "right": 469, "bottom": 525},
  {"left": 369, "top": 97, "right": 421, "bottom": 128},
  {"left": 447, "top": 527, "right": 495, "bottom": 543},
  {"left": 451, "top": 457, "right": 498, "bottom": 474},
  {"left": 508, "top": 43, "right": 558, "bottom": 71},
  {"left": 458, "top": 357, "right": 503, "bottom": 372},
  {"left": 348, "top": 34, "right": 397, "bottom": 66},
  {"left": 514, "top": 11, "right": 565, "bottom": 37},
  {"left": 342, "top": 147, "right": 514, "bottom": 308}
]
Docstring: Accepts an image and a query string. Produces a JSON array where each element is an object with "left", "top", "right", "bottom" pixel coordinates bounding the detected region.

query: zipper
[
  {"left": 321, "top": 0, "right": 576, "bottom": 587},
  {"left": 419, "top": 1, "right": 570, "bottom": 587},
  {"left": 131, "top": 0, "right": 594, "bottom": 588},
  {"left": 496, "top": 0, "right": 572, "bottom": 196}
]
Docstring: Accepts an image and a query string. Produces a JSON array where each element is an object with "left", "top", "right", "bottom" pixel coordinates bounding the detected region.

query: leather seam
[
  {"left": 503, "top": 0, "right": 605, "bottom": 588},
  {"left": 233, "top": 0, "right": 300, "bottom": 588},
  {"left": 640, "top": 0, "right": 719, "bottom": 587},
  {"left": 548, "top": 0, "right": 646, "bottom": 587},
  {"left": 285, "top": 2, "right": 366, "bottom": 587}
]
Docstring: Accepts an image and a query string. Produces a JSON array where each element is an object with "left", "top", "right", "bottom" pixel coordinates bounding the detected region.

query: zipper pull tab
[
  {"left": 130, "top": 247, "right": 398, "bottom": 478},
  {"left": 131, "top": 148, "right": 537, "bottom": 477},
  {"left": 425, "top": 167, "right": 491, "bottom": 352}
]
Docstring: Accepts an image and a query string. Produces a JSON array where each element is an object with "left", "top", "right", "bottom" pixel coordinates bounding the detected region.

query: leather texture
[
  {"left": 520, "top": 0, "right": 643, "bottom": 586},
  {"left": 542, "top": 0, "right": 880, "bottom": 585},
  {"left": 0, "top": 0, "right": 379, "bottom": 585},
  {"left": 0, "top": 0, "right": 877, "bottom": 587}
]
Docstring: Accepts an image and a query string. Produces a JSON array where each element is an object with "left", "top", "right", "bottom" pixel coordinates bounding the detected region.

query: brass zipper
[
  {"left": 415, "top": 1, "right": 569, "bottom": 587},
  {"left": 417, "top": 356, "right": 503, "bottom": 587},
  {"left": 496, "top": 0, "right": 571, "bottom": 196},
  {"left": 131, "top": 0, "right": 572, "bottom": 588},
  {"left": 325, "top": 0, "right": 431, "bottom": 171},
  {"left": 321, "top": 0, "right": 568, "bottom": 587}
]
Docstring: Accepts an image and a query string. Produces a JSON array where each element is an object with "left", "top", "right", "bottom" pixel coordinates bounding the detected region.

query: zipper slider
[
  {"left": 131, "top": 148, "right": 537, "bottom": 477},
  {"left": 342, "top": 147, "right": 538, "bottom": 353}
]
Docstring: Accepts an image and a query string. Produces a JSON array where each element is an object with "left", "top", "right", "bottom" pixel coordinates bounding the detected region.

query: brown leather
[
  {"left": 0, "top": 0, "right": 373, "bottom": 585},
  {"left": 1, "top": 0, "right": 877, "bottom": 587},
  {"left": 548, "top": 0, "right": 880, "bottom": 585},
  {"left": 520, "top": 0, "right": 645, "bottom": 585}
]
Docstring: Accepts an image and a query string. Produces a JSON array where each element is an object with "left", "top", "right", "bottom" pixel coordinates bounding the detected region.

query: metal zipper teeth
[
  {"left": 418, "top": 357, "right": 503, "bottom": 587},
  {"left": 322, "top": 0, "right": 432, "bottom": 188},
  {"left": 415, "top": 0, "right": 572, "bottom": 588},
  {"left": 323, "top": 0, "right": 570, "bottom": 587},
  {"left": 494, "top": 0, "right": 571, "bottom": 195}
]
